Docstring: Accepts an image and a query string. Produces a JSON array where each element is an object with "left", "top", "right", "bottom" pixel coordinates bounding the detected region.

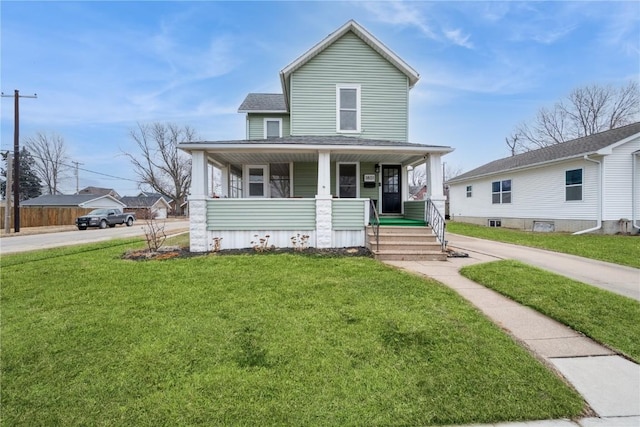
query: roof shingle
[{"left": 238, "top": 93, "right": 287, "bottom": 112}]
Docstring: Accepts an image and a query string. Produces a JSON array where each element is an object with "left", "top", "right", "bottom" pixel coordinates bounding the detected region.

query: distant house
[
  {"left": 137, "top": 192, "right": 178, "bottom": 215},
  {"left": 447, "top": 122, "right": 640, "bottom": 234},
  {"left": 120, "top": 195, "right": 171, "bottom": 219},
  {"left": 21, "top": 194, "right": 126, "bottom": 209},
  {"left": 77, "top": 186, "right": 121, "bottom": 199}
]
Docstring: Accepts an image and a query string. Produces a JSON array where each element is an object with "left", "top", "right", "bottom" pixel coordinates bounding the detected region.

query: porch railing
[
  {"left": 426, "top": 199, "right": 447, "bottom": 251},
  {"left": 369, "top": 199, "right": 380, "bottom": 251}
]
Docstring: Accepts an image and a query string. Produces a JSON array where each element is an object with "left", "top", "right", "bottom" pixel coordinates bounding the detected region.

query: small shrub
[
  {"left": 212, "top": 237, "right": 223, "bottom": 252},
  {"left": 250, "top": 234, "right": 272, "bottom": 252},
  {"left": 143, "top": 217, "right": 167, "bottom": 252},
  {"left": 290, "top": 234, "right": 310, "bottom": 252}
]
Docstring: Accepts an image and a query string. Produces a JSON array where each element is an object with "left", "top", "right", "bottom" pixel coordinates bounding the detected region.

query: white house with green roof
[
  {"left": 447, "top": 122, "right": 640, "bottom": 235},
  {"left": 180, "top": 20, "right": 453, "bottom": 253}
]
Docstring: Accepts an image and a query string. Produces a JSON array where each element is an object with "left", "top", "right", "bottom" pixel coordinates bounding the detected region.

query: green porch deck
[{"left": 374, "top": 217, "right": 427, "bottom": 227}]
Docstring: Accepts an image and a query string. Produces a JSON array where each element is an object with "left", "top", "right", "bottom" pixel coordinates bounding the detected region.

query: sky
[{"left": 1, "top": 0, "right": 639, "bottom": 196}]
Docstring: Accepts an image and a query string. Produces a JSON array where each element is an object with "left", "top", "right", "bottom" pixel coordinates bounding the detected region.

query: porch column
[
  {"left": 426, "top": 154, "right": 446, "bottom": 215},
  {"left": 189, "top": 150, "right": 209, "bottom": 252},
  {"left": 316, "top": 150, "right": 332, "bottom": 248}
]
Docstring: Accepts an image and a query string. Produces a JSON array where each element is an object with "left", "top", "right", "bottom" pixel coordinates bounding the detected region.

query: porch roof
[{"left": 179, "top": 135, "right": 453, "bottom": 167}]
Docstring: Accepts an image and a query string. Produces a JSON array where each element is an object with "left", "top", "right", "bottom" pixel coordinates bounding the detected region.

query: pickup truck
[{"left": 76, "top": 208, "right": 136, "bottom": 230}]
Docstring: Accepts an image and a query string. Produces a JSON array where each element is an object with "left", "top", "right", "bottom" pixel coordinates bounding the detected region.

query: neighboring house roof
[
  {"left": 77, "top": 186, "right": 120, "bottom": 197},
  {"left": 448, "top": 122, "right": 640, "bottom": 184},
  {"left": 238, "top": 93, "right": 287, "bottom": 113},
  {"left": 279, "top": 20, "right": 420, "bottom": 111},
  {"left": 120, "top": 196, "right": 171, "bottom": 209},
  {"left": 21, "top": 194, "right": 126, "bottom": 207}
]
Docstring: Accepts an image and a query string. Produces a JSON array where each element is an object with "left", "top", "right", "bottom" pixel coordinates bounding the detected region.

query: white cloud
[
  {"left": 360, "top": 0, "right": 437, "bottom": 39},
  {"left": 443, "top": 28, "right": 473, "bottom": 49}
]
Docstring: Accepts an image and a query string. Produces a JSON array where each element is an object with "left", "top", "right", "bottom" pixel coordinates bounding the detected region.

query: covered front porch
[{"left": 179, "top": 136, "right": 452, "bottom": 252}]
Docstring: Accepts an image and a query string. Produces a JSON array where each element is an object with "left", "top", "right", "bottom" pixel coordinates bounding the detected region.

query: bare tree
[
  {"left": 124, "top": 123, "right": 195, "bottom": 215},
  {"left": 505, "top": 133, "right": 521, "bottom": 156},
  {"left": 409, "top": 163, "right": 427, "bottom": 187},
  {"left": 510, "top": 81, "right": 639, "bottom": 151},
  {"left": 444, "top": 164, "right": 464, "bottom": 181},
  {"left": 25, "top": 132, "right": 70, "bottom": 195}
]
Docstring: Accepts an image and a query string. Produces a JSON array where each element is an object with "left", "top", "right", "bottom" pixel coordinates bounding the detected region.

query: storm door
[{"left": 381, "top": 165, "right": 401, "bottom": 213}]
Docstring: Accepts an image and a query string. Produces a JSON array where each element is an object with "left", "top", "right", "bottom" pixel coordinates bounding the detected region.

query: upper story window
[
  {"left": 565, "top": 168, "right": 583, "bottom": 201},
  {"left": 336, "top": 84, "right": 361, "bottom": 133},
  {"left": 264, "top": 118, "right": 282, "bottom": 139},
  {"left": 466, "top": 185, "right": 472, "bottom": 197},
  {"left": 492, "top": 179, "right": 511, "bottom": 204}
]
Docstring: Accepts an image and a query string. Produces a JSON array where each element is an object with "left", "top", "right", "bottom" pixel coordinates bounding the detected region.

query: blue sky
[{"left": 1, "top": 1, "right": 638, "bottom": 196}]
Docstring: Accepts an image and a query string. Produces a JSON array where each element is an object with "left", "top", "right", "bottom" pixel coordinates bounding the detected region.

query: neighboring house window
[
  {"left": 336, "top": 84, "right": 361, "bottom": 133},
  {"left": 246, "top": 165, "right": 268, "bottom": 197},
  {"left": 565, "top": 168, "right": 583, "bottom": 201},
  {"left": 264, "top": 118, "right": 282, "bottom": 139},
  {"left": 337, "top": 163, "right": 359, "bottom": 198},
  {"left": 230, "top": 165, "right": 243, "bottom": 198},
  {"left": 492, "top": 179, "right": 512, "bottom": 204},
  {"left": 270, "top": 163, "right": 291, "bottom": 198},
  {"left": 466, "top": 185, "right": 472, "bottom": 197}
]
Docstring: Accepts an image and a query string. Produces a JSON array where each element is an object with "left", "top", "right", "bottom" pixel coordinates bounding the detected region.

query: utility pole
[
  {"left": 1, "top": 90, "right": 37, "bottom": 232},
  {"left": 72, "top": 161, "right": 83, "bottom": 193},
  {"left": 4, "top": 151, "right": 12, "bottom": 233}
]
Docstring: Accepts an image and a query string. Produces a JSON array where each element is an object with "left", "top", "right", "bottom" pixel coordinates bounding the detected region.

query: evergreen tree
[{"left": 1, "top": 148, "right": 43, "bottom": 201}]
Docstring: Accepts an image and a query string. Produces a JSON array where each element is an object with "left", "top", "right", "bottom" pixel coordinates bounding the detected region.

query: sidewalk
[{"left": 384, "top": 235, "right": 640, "bottom": 427}]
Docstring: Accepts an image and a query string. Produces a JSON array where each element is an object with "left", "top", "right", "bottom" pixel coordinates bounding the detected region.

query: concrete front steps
[{"left": 366, "top": 225, "right": 447, "bottom": 261}]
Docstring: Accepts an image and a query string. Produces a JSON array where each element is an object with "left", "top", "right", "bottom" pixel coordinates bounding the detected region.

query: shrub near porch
[{"left": 1, "top": 243, "right": 584, "bottom": 426}]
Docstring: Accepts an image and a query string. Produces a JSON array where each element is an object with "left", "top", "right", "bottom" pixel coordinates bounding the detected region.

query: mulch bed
[{"left": 123, "top": 246, "right": 372, "bottom": 261}]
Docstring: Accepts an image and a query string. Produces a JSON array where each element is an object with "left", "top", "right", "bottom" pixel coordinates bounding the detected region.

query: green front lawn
[
  {"left": 446, "top": 222, "right": 640, "bottom": 268},
  {"left": 1, "top": 242, "right": 584, "bottom": 426},
  {"left": 460, "top": 260, "right": 640, "bottom": 363}
]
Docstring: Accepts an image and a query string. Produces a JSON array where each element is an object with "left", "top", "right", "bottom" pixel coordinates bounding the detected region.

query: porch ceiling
[{"left": 206, "top": 151, "right": 429, "bottom": 167}]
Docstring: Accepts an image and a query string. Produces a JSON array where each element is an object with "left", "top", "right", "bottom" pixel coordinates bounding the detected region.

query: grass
[
  {"left": 460, "top": 260, "right": 640, "bottom": 363},
  {"left": 446, "top": 221, "right": 640, "bottom": 268},
  {"left": 0, "top": 241, "right": 586, "bottom": 426}
]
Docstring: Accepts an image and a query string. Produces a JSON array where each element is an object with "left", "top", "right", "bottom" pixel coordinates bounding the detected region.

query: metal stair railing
[
  {"left": 426, "top": 199, "right": 447, "bottom": 251},
  {"left": 369, "top": 199, "right": 380, "bottom": 252}
]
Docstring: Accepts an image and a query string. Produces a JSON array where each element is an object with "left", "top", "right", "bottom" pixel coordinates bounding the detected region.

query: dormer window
[
  {"left": 336, "top": 84, "right": 361, "bottom": 133},
  {"left": 264, "top": 118, "right": 282, "bottom": 139}
]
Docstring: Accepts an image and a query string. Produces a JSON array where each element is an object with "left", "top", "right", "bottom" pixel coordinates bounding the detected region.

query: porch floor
[{"left": 374, "top": 217, "right": 427, "bottom": 227}]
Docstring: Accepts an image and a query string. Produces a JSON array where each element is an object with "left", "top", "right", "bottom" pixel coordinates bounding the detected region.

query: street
[{"left": 0, "top": 220, "right": 190, "bottom": 255}]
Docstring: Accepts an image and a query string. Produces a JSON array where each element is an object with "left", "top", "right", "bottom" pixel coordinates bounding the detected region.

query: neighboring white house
[
  {"left": 120, "top": 195, "right": 171, "bottom": 219},
  {"left": 21, "top": 194, "right": 126, "bottom": 209},
  {"left": 447, "top": 122, "right": 640, "bottom": 235}
]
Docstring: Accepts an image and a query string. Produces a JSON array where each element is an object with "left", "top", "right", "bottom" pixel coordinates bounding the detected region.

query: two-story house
[{"left": 180, "top": 20, "right": 453, "bottom": 253}]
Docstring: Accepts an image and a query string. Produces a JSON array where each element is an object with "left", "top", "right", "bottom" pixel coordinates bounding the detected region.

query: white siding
[
  {"left": 602, "top": 137, "right": 640, "bottom": 220},
  {"left": 449, "top": 159, "right": 600, "bottom": 221}
]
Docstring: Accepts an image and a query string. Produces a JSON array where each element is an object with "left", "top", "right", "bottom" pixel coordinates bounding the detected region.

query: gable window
[
  {"left": 264, "top": 118, "right": 282, "bottom": 139},
  {"left": 565, "top": 168, "right": 583, "bottom": 201},
  {"left": 336, "top": 84, "right": 361, "bottom": 133},
  {"left": 492, "top": 179, "right": 511, "bottom": 204},
  {"left": 337, "top": 163, "right": 359, "bottom": 198},
  {"left": 466, "top": 185, "right": 472, "bottom": 197}
]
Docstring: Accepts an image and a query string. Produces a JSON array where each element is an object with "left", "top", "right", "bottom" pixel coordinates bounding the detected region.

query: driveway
[
  {"left": 447, "top": 233, "right": 640, "bottom": 301},
  {"left": 0, "top": 219, "right": 190, "bottom": 255}
]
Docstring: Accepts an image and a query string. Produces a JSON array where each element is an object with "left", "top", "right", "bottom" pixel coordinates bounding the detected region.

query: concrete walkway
[{"left": 384, "top": 234, "right": 640, "bottom": 427}]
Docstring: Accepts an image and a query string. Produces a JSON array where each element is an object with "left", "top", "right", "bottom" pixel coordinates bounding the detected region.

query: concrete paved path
[
  {"left": 446, "top": 233, "right": 640, "bottom": 301},
  {"left": 384, "top": 237, "right": 640, "bottom": 427}
]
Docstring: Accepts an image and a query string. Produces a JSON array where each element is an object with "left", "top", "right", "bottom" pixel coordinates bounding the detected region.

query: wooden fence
[{"left": 0, "top": 206, "right": 94, "bottom": 229}]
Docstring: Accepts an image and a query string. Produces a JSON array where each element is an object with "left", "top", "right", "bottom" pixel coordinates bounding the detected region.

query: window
[
  {"left": 337, "top": 163, "right": 358, "bottom": 198},
  {"left": 488, "top": 219, "right": 502, "bottom": 227},
  {"left": 246, "top": 165, "right": 268, "bottom": 197},
  {"left": 269, "top": 163, "right": 291, "bottom": 198},
  {"left": 466, "top": 185, "right": 472, "bottom": 198},
  {"left": 492, "top": 179, "right": 512, "bottom": 204},
  {"left": 336, "top": 84, "right": 361, "bottom": 132},
  {"left": 230, "top": 165, "right": 243, "bottom": 198},
  {"left": 264, "top": 118, "right": 282, "bottom": 139},
  {"left": 565, "top": 168, "right": 583, "bottom": 201}
]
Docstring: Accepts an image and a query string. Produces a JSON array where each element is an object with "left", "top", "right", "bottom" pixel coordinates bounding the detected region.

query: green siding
[
  {"left": 359, "top": 162, "right": 378, "bottom": 200},
  {"left": 404, "top": 201, "right": 426, "bottom": 221},
  {"left": 293, "top": 163, "right": 317, "bottom": 198},
  {"left": 333, "top": 199, "right": 366, "bottom": 230},
  {"left": 207, "top": 199, "right": 315, "bottom": 230},
  {"left": 247, "top": 114, "right": 291, "bottom": 139},
  {"left": 290, "top": 32, "right": 409, "bottom": 141}
]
